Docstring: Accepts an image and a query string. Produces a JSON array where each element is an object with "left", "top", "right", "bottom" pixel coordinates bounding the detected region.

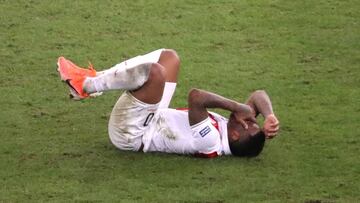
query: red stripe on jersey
[
  {"left": 176, "top": 107, "right": 220, "bottom": 159},
  {"left": 208, "top": 113, "right": 219, "bottom": 131},
  {"left": 176, "top": 107, "right": 189, "bottom": 111},
  {"left": 194, "top": 151, "right": 218, "bottom": 158}
]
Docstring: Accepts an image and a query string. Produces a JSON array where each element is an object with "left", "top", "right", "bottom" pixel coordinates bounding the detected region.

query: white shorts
[
  {"left": 108, "top": 91, "right": 159, "bottom": 151},
  {"left": 107, "top": 49, "right": 177, "bottom": 151}
]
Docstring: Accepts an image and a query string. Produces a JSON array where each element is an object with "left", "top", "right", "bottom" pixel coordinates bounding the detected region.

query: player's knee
[
  {"left": 148, "top": 63, "right": 166, "bottom": 83},
  {"left": 162, "top": 49, "right": 180, "bottom": 67},
  {"left": 253, "top": 90, "right": 266, "bottom": 94},
  {"left": 251, "top": 90, "right": 266, "bottom": 97}
]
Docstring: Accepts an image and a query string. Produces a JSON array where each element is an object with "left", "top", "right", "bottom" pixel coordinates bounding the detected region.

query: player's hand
[
  {"left": 263, "top": 114, "right": 279, "bottom": 139},
  {"left": 232, "top": 105, "right": 257, "bottom": 130}
]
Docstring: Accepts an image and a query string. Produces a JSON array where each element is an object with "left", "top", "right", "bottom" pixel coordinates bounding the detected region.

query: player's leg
[
  {"left": 158, "top": 49, "right": 180, "bottom": 83},
  {"left": 57, "top": 49, "right": 179, "bottom": 152},
  {"left": 96, "top": 48, "right": 180, "bottom": 77},
  {"left": 58, "top": 48, "right": 180, "bottom": 101},
  {"left": 84, "top": 49, "right": 179, "bottom": 104},
  {"left": 129, "top": 62, "right": 166, "bottom": 104},
  {"left": 108, "top": 50, "right": 180, "bottom": 151},
  {"left": 93, "top": 48, "right": 180, "bottom": 105},
  {"left": 156, "top": 49, "right": 180, "bottom": 108},
  {"left": 124, "top": 48, "right": 180, "bottom": 104},
  {"left": 91, "top": 48, "right": 180, "bottom": 90}
]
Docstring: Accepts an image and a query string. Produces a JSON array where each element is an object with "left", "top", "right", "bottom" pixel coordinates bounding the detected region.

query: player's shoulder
[{"left": 208, "top": 111, "right": 228, "bottom": 121}]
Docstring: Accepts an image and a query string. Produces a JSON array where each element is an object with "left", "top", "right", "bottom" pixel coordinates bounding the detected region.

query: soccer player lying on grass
[{"left": 57, "top": 49, "right": 279, "bottom": 158}]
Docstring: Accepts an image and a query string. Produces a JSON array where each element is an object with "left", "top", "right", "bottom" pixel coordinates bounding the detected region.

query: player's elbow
[{"left": 188, "top": 88, "right": 204, "bottom": 106}]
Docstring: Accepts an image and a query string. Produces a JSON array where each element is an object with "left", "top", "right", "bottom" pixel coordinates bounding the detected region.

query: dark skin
[
  {"left": 187, "top": 89, "right": 279, "bottom": 144},
  {"left": 131, "top": 49, "right": 180, "bottom": 104},
  {"left": 187, "top": 88, "right": 255, "bottom": 127},
  {"left": 129, "top": 49, "right": 279, "bottom": 144},
  {"left": 246, "top": 90, "right": 280, "bottom": 138}
]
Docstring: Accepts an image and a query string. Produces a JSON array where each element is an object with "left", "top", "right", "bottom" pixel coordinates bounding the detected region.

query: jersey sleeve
[{"left": 190, "top": 117, "right": 222, "bottom": 158}]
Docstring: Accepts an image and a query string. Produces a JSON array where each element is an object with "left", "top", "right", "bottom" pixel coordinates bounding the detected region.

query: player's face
[
  {"left": 247, "top": 121, "right": 261, "bottom": 136},
  {"left": 228, "top": 115, "right": 261, "bottom": 141}
]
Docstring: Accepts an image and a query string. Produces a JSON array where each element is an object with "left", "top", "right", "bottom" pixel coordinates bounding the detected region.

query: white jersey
[
  {"left": 143, "top": 108, "right": 232, "bottom": 157},
  {"left": 107, "top": 48, "right": 232, "bottom": 158}
]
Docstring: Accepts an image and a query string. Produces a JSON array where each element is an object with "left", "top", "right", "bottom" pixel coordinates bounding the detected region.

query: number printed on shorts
[{"left": 143, "top": 113, "right": 155, "bottom": 126}]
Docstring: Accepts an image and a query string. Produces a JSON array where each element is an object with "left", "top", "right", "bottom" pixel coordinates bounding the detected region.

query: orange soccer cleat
[{"left": 57, "top": 57, "right": 97, "bottom": 100}]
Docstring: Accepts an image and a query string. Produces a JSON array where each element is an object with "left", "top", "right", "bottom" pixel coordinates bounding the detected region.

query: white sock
[
  {"left": 158, "top": 82, "right": 177, "bottom": 109},
  {"left": 83, "top": 63, "right": 152, "bottom": 93},
  {"left": 95, "top": 62, "right": 123, "bottom": 76}
]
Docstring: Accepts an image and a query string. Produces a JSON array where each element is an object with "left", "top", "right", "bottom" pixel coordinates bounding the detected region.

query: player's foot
[{"left": 57, "top": 57, "right": 97, "bottom": 100}]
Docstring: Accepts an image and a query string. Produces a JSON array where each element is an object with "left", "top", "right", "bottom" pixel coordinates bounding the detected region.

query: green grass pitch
[{"left": 1, "top": 0, "right": 359, "bottom": 202}]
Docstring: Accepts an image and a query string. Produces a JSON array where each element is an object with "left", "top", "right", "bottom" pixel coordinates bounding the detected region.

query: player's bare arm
[
  {"left": 246, "top": 90, "right": 280, "bottom": 138},
  {"left": 57, "top": 49, "right": 273, "bottom": 157},
  {"left": 188, "top": 88, "right": 256, "bottom": 127}
]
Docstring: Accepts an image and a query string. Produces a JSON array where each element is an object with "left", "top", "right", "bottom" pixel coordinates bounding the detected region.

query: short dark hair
[{"left": 229, "top": 131, "right": 265, "bottom": 157}]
